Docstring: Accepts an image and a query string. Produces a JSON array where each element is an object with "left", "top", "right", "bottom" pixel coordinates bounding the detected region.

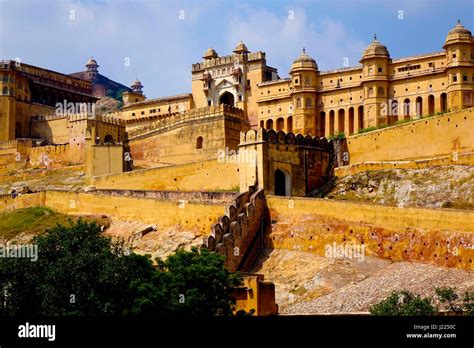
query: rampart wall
[
  {"left": 267, "top": 196, "right": 474, "bottom": 270},
  {"left": 92, "top": 160, "right": 240, "bottom": 192},
  {"left": 346, "top": 107, "right": 474, "bottom": 164}
]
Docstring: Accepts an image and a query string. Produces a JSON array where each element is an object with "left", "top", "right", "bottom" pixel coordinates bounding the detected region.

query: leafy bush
[
  {"left": 370, "top": 290, "right": 435, "bottom": 316},
  {"left": 0, "top": 220, "right": 241, "bottom": 317},
  {"left": 328, "top": 132, "right": 346, "bottom": 140}
]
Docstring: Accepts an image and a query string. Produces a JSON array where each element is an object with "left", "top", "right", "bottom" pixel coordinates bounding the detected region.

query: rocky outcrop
[{"left": 329, "top": 165, "right": 474, "bottom": 209}]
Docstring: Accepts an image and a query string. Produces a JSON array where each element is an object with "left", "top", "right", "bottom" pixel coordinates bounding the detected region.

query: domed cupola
[
  {"left": 361, "top": 35, "right": 389, "bottom": 62},
  {"left": 85, "top": 57, "right": 99, "bottom": 79},
  {"left": 202, "top": 47, "right": 218, "bottom": 60},
  {"left": 290, "top": 48, "right": 318, "bottom": 73},
  {"left": 443, "top": 20, "right": 473, "bottom": 48},
  {"left": 233, "top": 40, "right": 249, "bottom": 54},
  {"left": 131, "top": 78, "right": 143, "bottom": 94}
]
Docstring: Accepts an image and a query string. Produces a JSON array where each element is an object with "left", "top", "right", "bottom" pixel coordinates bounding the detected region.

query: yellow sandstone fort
[{"left": 1, "top": 21, "right": 473, "bottom": 315}]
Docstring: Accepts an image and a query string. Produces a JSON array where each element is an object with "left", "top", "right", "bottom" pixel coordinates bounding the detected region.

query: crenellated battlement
[
  {"left": 31, "top": 113, "right": 125, "bottom": 126},
  {"left": 240, "top": 128, "right": 333, "bottom": 151},
  {"left": 202, "top": 186, "right": 268, "bottom": 272},
  {"left": 192, "top": 51, "right": 266, "bottom": 72},
  {"left": 127, "top": 104, "right": 246, "bottom": 139}
]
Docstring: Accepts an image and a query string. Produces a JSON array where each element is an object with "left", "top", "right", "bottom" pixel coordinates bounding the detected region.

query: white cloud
[{"left": 225, "top": 7, "right": 367, "bottom": 77}]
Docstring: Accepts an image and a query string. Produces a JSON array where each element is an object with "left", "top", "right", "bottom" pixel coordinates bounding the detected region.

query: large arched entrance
[
  {"left": 219, "top": 92, "right": 234, "bottom": 106},
  {"left": 274, "top": 169, "right": 291, "bottom": 196}
]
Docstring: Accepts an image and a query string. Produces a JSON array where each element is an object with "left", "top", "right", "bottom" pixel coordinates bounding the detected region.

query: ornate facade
[{"left": 256, "top": 21, "right": 474, "bottom": 136}]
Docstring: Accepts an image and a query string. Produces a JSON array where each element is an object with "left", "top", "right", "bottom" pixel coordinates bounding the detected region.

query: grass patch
[
  {"left": 213, "top": 184, "right": 240, "bottom": 192},
  {"left": 0, "top": 207, "right": 77, "bottom": 240},
  {"left": 328, "top": 132, "right": 346, "bottom": 141}
]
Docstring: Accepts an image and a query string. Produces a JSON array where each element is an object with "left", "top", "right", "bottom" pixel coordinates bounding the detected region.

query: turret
[
  {"left": 122, "top": 79, "right": 145, "bottom": 106},
  {"left": 289, "top": 48, "right": 319, "bottom": 135},
  {"left": 443, "top": 20, "right": 474, "bottom": 111},
  {"left": 85, "top": 57, "right": 99, "bottom": 80},
  {"left": 360, "top": 35, "right": 390, "bottom": 126}
]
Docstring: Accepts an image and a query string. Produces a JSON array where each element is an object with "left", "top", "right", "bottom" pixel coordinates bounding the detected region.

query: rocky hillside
[
  {"left": 96, "top": 96, "right": 121, "bottom": 114},
  {"left": 329, "top": 165, "right": 474, "bottom": 209}
]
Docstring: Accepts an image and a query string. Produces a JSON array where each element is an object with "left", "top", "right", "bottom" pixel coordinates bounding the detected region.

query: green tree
[
  {"left": 0, "top": 220, "right": 241, "bottom": 317},
  {"left": 436, "top": 287, "right": 460, "bottom": 313},
  {"left": 130, "top": 247, "right": 242, "bottom": 317},
  {"left": 370, "top": 290, "right": 436, "bottom": 316}
]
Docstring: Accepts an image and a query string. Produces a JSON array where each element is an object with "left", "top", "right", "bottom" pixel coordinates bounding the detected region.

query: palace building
[{"left": 0, "top": 21, "right": 472, "bottom": 165}]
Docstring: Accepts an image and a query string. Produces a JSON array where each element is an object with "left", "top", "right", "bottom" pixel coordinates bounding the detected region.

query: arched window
[
  {"left": 348, "top": 107, "right": 354, "bottom": 135},
  {"left": 287, "top": 116, "right": 293, "bottom": 133},
  {"left": 276, "top": 117, "right": 284, "bottom": 131},
  {"left": 391, "top": 100, "right": 399, "bottom": 117},
  {"left": 329, "top": 110, "right": 335, "bottom": 135},
  {"left": 357, "top": 106, "right": 364, "bottom": 130},
  {"left": 259, "top": 120, "right": 264, "bottom": 128},
  {"left": 266, "top": 119, "right": 273, "bottom": 130},
  {"left": 296, "top": 98, "right": 302, "bottom": 108},
  {"left": 196, "top": 136, "right": 203, "bottom": 149},
  {"left": 403, "top": 98, "right": 411, "bottom": 119},
  {"left": 428, "top": 95, "right": 435, "bottom": 115},
  {"left": 416, "top": 97, "right": 423, "bottom": 117},
  {"left": 440, "top": 93, "right": 447, "bottom": 112},
  {"left": 377, "top": 87, "right": 384, "bottom": 97},
  {"left": 305, "top": 98, "right": 312, "bottom": 108},
  {"left": 2, "top": 86, "right": 8, "bottom": 95},
  {"left": 338, "top": 109, "right": 345, "bottom": 133}
]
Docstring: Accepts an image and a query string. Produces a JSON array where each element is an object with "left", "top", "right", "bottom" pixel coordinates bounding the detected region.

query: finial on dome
[
  {"left": 303, "top": 47, "right": 306, "bottom": 53},
  {"left": 374, "top": 33, "right": 377, "bottom": 40},
  {"left": 457, "top": 19, "right": 461, "bottom": 25}
]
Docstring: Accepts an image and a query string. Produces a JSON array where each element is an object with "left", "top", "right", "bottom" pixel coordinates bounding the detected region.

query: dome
[
  {"left": 85, "top": 57, "right": 99, "bottom": 69},
  {"left": 202, "top": 47, "right": 218, "bottom": 59},
  {"left": 131, "top": 78, "right": 143, "bottom": 90},
  {"left": 444, "top": 20, "right": 473, "bottom": 48},
  {"left": 290, "top": 48, "right": 318, "bottom": 72},
  {"left": 233, "top": 40, "right": 249, "bottom": 54},
  {"left": 361, "top": 35, "right": 389, "bottom": 60}
]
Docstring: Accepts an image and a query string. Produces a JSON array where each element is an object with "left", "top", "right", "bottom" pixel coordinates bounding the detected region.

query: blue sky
[{"left": 1, "top": 0, "right": 473, "bottom": 97}]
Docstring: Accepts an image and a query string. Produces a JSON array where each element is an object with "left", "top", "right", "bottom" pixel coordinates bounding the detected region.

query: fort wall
[
  {"left": 335, "top": 151, "right": 474, "bottom": 177},
  {"left": 266, "top": 196, "right": 474, "bottom": 270},
  {"left": 346, "top": 107, "right": 474, "bottom": 164},
  {"left": 0, "top": 190, "right": 224, "bottom": 236},
  {"left": 92, "top": 159, "right": 240, "bottom": 192},
  {"left": 128, "top": 105, "right": 248, "bottom": 167}
]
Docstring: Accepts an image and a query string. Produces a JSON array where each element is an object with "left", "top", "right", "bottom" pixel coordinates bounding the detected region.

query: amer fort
[{"left": 0, "top": 21, "right": 473, "bottom": 315}]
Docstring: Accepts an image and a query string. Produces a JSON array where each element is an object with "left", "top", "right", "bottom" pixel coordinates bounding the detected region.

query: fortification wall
[
  {"left": 128, "top": 105, "right": 248, "bottom": 167},
  {"left": 239, "top": 128, "right": 333, "bottom": 197},
  {"left": 346, "top": 108, "right": 474, "bottom": 164},
  {"left": 91, "top": 189, "right": 236, "bottom": 203},
  {"left": 266, "top": 196, "right": 474, "bottom": 270},
  {"left": 202, "top": 187, "right": 268, "bottom": 272},
  {"left": 0, "top": 190, "right": 224, "bottom": 236},
  {"left": 92, "top": 160, "right": 239, "bottom": 192},
  {"left": 0, "top": 192, "right": 46, "bottom": 211},
  {"left": 28, "top": 144, "right": 85, "bottom": 167},
  {"left": 335, "top": 152, "right": 474, "bottom": 177},
  {"left": 31, "top": 116, "right": 70, "bottom": 144}
]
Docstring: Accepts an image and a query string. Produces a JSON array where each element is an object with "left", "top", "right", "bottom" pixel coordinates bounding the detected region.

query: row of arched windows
[{"left": 258, "top": 93, "right": 449, "bottom": 137}]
